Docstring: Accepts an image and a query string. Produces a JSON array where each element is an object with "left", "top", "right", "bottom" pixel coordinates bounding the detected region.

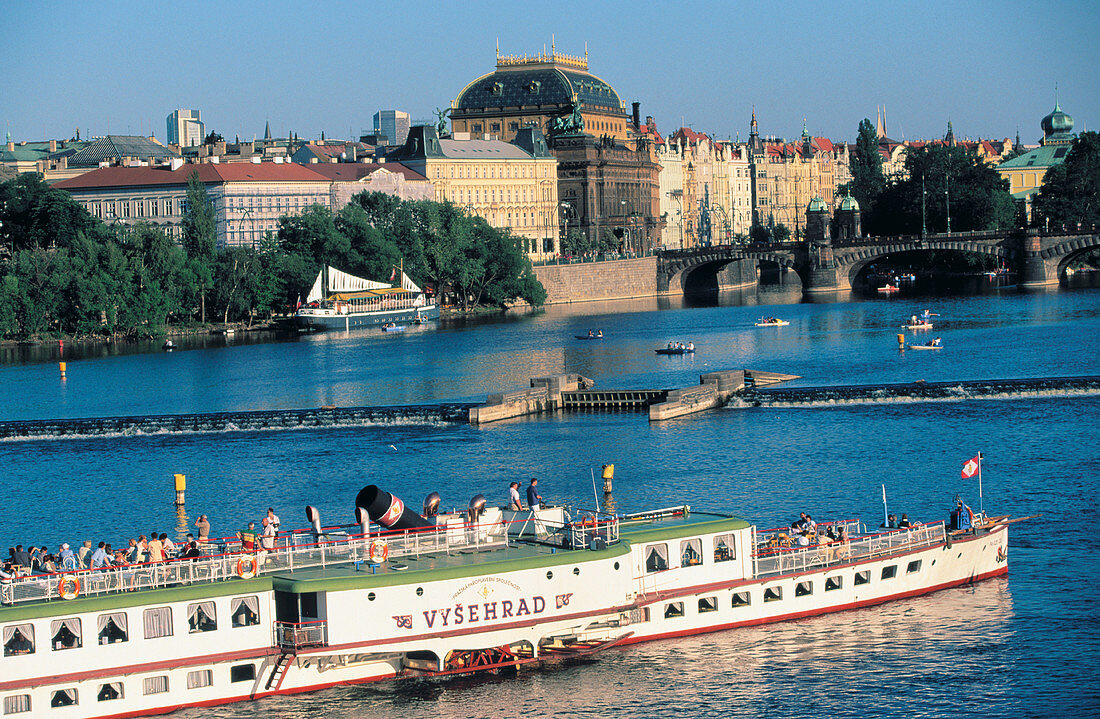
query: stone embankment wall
[{"left": 534, "top": 257, "right": 658, "bottom": 304}]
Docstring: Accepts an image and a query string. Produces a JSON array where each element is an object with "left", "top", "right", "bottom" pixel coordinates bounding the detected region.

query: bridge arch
[
  {"left": 1048, "top": 236, "right": 1100, "bottom": 279},
  {"left": 836, "top": 239, "right": 1014, "bottom": 287},
  {"left": 659, "top": 248, "right": 803, "bottom": 295}
]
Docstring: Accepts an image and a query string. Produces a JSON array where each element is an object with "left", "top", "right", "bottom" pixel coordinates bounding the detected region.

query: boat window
[
  {"left": 764, "top": 586, "right": 782, "bottom": 602},
  {"left": 2, "top": 695, "right": 31, "bottom": 714},
  {"left": 143, "top": 607, "right": 173, "bottom": 639},
  {"left": 664, "top": 602, "right": 684, "bottom": 619},
  {"left": 186, "top": 670, "right": 213, "bottom": 690},
  {"left": 644, "top": 543, "right": 669, "bottom": 573},
  {"left": 881, "top": 565, "right": 898, "bottom": 580},
  {"left": 3, "top": 624, "right": 34, "bottom": 656},
  {"left": 907, "top": 560, "right": 922, "bottom": 574},
  {"left": 731, "top": 591, "right": 751, "bottom": 608},
  {"left": 143, "top": 676, "right": 169, "bottom": 696},
  {"left": 698, "top": 596, "right": 718, "bottom": 613},
  {"left": 825, "top": 576, "right": 843, "bottom": 591},
  {"left": 230, "top": 664, "right": 256, "bottom": 683},
  {"left": 97, "top": 683, "right": 123, "bottom": 702},
  {"left": 680, "top": 539, "right": 703, "bottom": 567},
  {"left": 188, "top": 602, "right": 218, "bottom": 633},
  {"left": 795, "top": 581, "right": 813, "bottom": 597},
  {"left": 50, "top": 618, "right": 81, "bottom": 651},
  {"left": 97, "top": 613, "right": 128, "bottom": 644},
  {"left": 713, "top": 534, "right": 736, "bottom": 562},
  {"left": 50, "top": 689, "right": 77, "bottom": 707},
  {"left": 231, "top": 596, "right": 261, "bottom": 627}
]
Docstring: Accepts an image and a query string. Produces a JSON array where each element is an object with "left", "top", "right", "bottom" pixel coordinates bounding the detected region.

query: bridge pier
[{"left": 1020, "top": 230, "right": 1059, "bottom": 288}]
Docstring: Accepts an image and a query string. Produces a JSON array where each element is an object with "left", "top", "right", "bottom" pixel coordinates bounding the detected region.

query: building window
[
  {"left": 97, "top": 683, "right": 123, "bottom": 702},
  {"left": 143, "top": 676, "right": 169, "bottom": 696},
  {"left": 188, "top": 602, "right": 217, "bottom": 633},
  {"left": 50, "top": 689, "right": 77, "bottom": 708},
  {"left": 698, "top": 596, "right": 718, "bottom": 613},
  {"left": 680, "top": 538, "right": 703, "bottom": 567},
  {"left": 3, "top": 624, "right": 34, "bottom": 656},
  {"left": 713, "top": 534, "right": 736, "bottom": 562},
  {"left": 230, "top": 664, "right": 256, "bottom": 683},
  {"left": 2, "top": 695, "right": 31, "bottom": 714},
  {"left": 491, "top": 123, "right": 501, "bottom": 133},
  {"left": 231, "top": 596, "right": 261, "bottom": 627},
  {"left": 186, "top": 670, "right": 213, "bottom": 690},
  {"left": 664, "top": 602, "right": 684, "bottom": 619},
  {"left": 98, "top": 613, "right": 128, "bottom": 644},
  {"left": 50, "top": 618, "right": 81, "bottom": 650},
  {"left": 144, "top": 607, "right": 173, "bottom": 639}
]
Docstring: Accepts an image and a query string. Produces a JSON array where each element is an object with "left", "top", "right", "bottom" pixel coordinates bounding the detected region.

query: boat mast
[
  {"left": 881, "top": 484, "right": 889, "bottom": 527},
  {"left": 977, "top": 451, "right": 984, "bottom": 516}
]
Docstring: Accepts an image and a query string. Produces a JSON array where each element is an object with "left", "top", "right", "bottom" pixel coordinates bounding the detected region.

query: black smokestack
[
  {"left": 632, "top": 102, "right": 641, "bottom": 131},
  {"left": 356, "top": 485, "right": 433, "bottom": 531}
]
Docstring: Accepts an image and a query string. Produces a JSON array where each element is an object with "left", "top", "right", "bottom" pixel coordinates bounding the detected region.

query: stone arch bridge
[{"left": 656, "top": 228, "right": 1099, "bottom": 295}]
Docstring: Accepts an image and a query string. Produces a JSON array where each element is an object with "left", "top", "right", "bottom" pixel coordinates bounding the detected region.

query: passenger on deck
[
  {"left": 687, "top": 342, "right": 695, "bottom": 351},
  {"left": 182, "top": 541, "right": 203, "bottom": 560},
  {"left": 147, "top": 534, "right": 164, "bottom": 563},
  {"left": 161, "top": 533, "right": 175, "bottom": 558},
  {"left": 59, "top": 544, "right": 77, "bottom": 571},
  {"left": 508, "top": 481, "right": 522, "bottom": 511},
  {"left": 805, "top": 514, "right": 817, "bottom": 533},
  {"left": 238, "top": 522, "right": 258, "bottom": 552},
  {"left": 883, "top": 513, "right": 899, "bottom": 529},
  {"left": 526, "top": 479, "right": 543, "bottom": 512},
  {"left": 260, "top": 517, "right": 276, "bottom": 556},
  {"left": 898, "top": 513, "right": 912, "bottom": 528},
  {"left": 791, "top": 512, "right": 809, "bottom": 532},
  {"left": 78, "top": 540, "right": 92, "bottom": 568},
  {"left": 90, "top": 542, "right": 112, "bottom": 569},
  {"left": 796, "top": 531, "right": 811, "bottom": 547}
]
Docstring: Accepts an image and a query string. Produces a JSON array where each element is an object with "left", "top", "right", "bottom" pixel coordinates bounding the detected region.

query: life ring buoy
[
  {"left": 581, "top": 516, "right": 596, "bottom": 529},
  {"left": 236, "top": 556, "right": 258, "bottom": 579},
  {"left": 58, "top": 575, "right": 81, "bottom": 600},
  {"left": 369, "top": 539, "right": 389, "bottom": 564}
]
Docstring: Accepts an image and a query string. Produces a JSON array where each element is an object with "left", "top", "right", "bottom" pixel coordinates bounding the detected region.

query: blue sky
[{"left": 3, "top": 0, "right": 1097, "bottom": 145}]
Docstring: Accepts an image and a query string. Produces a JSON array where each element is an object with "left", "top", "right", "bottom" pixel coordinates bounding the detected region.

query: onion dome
[
  {"left": 838, "top": 195, "right": 860, "bottom": 212},
  {"left": 807, "top": 197, "right": 827, "bottom": 213},
  {"left": 1041, "top": 102, "right": 1074, "bottom": 138}
]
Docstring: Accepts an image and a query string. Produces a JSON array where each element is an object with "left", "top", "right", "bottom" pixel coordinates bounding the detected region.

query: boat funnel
[
  {"left": 356, "top": 485, "right": 433, "bottom": 531},
  {"left": 423, "top": 492, "right": 441, "bottom": 517},
  {"left": 467, "top": 494, "right": 487, "bottom": 523},
  {"left": 305, "top": 505, "right": 322, "bottom": 540}
]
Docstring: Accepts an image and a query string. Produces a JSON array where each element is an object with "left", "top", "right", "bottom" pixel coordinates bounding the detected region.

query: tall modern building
[
  {"left": 373, "top": 110, "right": 411, "bottom": 146},
  {"left": 166, "top": 109, "right": 205, "bottom": 147}
]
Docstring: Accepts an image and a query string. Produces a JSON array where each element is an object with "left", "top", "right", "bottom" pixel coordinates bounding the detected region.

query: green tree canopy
[
  {"left": 840, "top": 118, "right": 886, "bottom": 215},
  {"left": 1033, "top": 131, "right": 1100, "bottom": 229}
]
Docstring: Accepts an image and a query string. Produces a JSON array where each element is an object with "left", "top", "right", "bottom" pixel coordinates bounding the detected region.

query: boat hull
[{"left": 296, "top": 304, "right": 439, "bottom": 331}]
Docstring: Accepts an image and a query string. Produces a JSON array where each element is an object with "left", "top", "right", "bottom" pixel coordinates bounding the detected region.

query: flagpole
[
  {"left": 882, "top": 484, "right": 888, "bottom": 527},
  {"left": 977, "top": 451, "right": 984, "bottom": 517}
]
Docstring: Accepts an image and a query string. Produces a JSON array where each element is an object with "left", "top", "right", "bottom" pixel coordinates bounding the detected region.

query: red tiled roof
[
  {"left": 303, "top": 162, "right": 428, "bottom": 183},
  {"left": 53, "top": 163, "right": 331, "bottom": 190}
]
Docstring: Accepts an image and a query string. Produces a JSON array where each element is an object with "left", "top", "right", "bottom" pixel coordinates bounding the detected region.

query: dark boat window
[
  {"left": 97, "top": 683, "right": 123, "bottom": 702},
  {"left": 764, "top": 586, "right": 782, "bottom": 602},
  {"left": 187, "top": 602, "right": 217, "bottom": 633},
  {"left": 713, "top": 534, "right": 736, "bottom": 562},
  {"left": 664, "top": 602, "right": 684, "bottom": 619},
  {"left": 231, "top": 596, "right": 261, "bottom": 628},
  {"left": 795, "top": 581, "right": 813, "bottom": 597},
  {"left": 907, "top": 560, "right": 922, "bottom": 574},
  {"left": 97, "top": 614, "right": 128, "bottom": 644},
  {"left": 51, "top": 618, "right": 82, "bottom": 651},
  {"left": 881, "top": 565, "right": 898, "bottom": 580},
  {"left": 680, "top": 539, "right": 703, "bottom": 567},
  {"left": 50, "top": 689, "right": 77, "bottom": 707},
  {"left": 825, "top": 576, "right": 843, "bottom": 591},
  {"left": 731, "top": 591, "right": 751, "bottom": 608},
  {"left": 854, "top": 570, "right": 871, "bottom": 585},
  {"left": 698, "top": 596, "right": 718, "bottom": 613},
  {"left": 645, "top": 544, "right": 669, "bottom": 573},
  {"left": 230, "top": 664, "right": 256, "bottom": 683},
  {"left": 3, "top": 624, "right": 34, "bottom": 656}
]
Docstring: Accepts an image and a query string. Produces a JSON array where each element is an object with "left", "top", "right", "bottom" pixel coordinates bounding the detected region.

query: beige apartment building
[
  {"left": 53, "top": 161, "right": 332, "bottom": 248},
  {"left": 391, "top": 126, "right": 559, "bottom": 257}
]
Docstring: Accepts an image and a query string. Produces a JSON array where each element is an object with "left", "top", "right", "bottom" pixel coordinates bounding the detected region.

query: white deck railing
[{"left": 752, "top": 522, "right": 947, "bottom": 578}]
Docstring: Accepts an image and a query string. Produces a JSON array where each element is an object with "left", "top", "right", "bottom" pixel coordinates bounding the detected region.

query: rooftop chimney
[
  {"left": 49, "top": 139, "right": 57, "bottom": 152},
  {"left": 632, "top": 102, "right": 641, "bottom": 131}
]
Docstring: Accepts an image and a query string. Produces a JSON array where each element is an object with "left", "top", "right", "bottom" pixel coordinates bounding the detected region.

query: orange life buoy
[
  {"left": 58, "top": 575, "right": 81, "bottom": 600},
  {"left": 369, "top": 539, "right": 389, "bottom": 564},
  {"left": 581, "top": 516, "right": 596, "bottom": 529},
  {"left": 236, "top": 556, "right": 258, "bottom": 579}
]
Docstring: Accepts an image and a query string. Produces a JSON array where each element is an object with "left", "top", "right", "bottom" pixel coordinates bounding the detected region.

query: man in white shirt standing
[{"left": 508, "top": 482, "right": 522, "bottom": 511}]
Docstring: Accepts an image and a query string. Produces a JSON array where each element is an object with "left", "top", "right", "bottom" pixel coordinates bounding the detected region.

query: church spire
[{"left": 264, "top": 120, "right": 271, "bottom": 141}]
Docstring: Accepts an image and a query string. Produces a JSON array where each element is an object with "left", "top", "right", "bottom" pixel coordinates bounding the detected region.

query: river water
[{"left": 2, "top": 284, "right": 1098, "bottom": 717}]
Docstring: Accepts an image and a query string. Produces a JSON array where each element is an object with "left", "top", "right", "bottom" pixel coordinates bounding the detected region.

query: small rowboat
[
  {"left": 575, "top": 334, "right": 604, "bottom": 340},
  {"left": 382, "top": 324, "right": 407, "bottom": 333},
  {"left": 877, "top": 284, "right": 900, "bottom": 294},
  {"left": 903, "top": 322, "right": 933, "bottom": 330},
  {"left": 907, "top": 342, "right": 942, "bottom": 350},
  {"left": 655, "top": 347, "right": 695, "bottom": 355},
  {"left": 755, "top": 318, "right": 789, "bottom": 327}
]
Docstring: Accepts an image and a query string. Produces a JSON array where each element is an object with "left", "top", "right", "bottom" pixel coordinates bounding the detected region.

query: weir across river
[{"left": 2, "top": 375, "right": 1097, "bottom": 441}]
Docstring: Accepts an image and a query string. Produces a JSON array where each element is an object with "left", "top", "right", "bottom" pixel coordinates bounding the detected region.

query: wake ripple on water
[
  {"left": 0, "top": 403, "right": 476, "bottom": 443},
  {"left": 737, "top": 375, "right": 1100, "bottom": 409}
]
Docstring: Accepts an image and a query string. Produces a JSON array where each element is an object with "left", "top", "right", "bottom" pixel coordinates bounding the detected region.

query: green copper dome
[
  {"left": 807, "top": 197, "right": 827, "bottom": 213},
  {"left": 1041, "top": 103, "right": 1074, "bottom": 138},
  {"left": 838, "top": 195, "right": 860, "bottom": 212}
]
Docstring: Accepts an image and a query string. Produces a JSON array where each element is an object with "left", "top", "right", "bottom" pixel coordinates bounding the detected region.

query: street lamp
[
  {"left": 944, "top": 174, "right": 952, "bottom": 235},
  {"left": 921, "top": 173, "right": 927, "bottom": 238},
  {"left": 559, "top": 201, "right": 574, "bottom": 258}
]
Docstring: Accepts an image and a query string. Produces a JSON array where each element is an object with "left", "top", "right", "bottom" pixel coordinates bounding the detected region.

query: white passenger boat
[
  {"left": 754, "top": 318, "right": 789, "bottom": 327},
  {"left": 903, "top": 321, "right": 933, "bottom": 330},
  {"left": 295, "top": 266, "right": 439, "bottom": 331},
  {"left": 0, "top": 480, "right": 1011, "bottom": 718}
]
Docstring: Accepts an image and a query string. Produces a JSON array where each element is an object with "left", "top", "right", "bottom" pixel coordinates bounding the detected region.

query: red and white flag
[
  {"left": 389, "top": 267, "right": 397, "bottom": 282},
  {"left": 961, "top": 454, "right": 981, "bottom": 479}
]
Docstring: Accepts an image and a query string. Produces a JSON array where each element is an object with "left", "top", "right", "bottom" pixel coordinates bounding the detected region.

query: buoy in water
[
  {"left": 174, "top": 473, "right": 186, "bottom": 506},
  {"left": 897, "top": 333, "right": 905, "bottom": 349},
  {"left": 59, "top": 361, "right": 66, "bottom": 378}
]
